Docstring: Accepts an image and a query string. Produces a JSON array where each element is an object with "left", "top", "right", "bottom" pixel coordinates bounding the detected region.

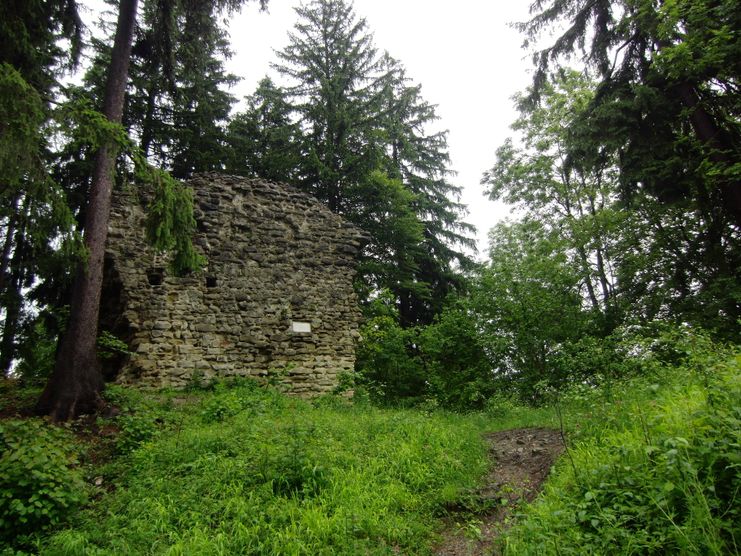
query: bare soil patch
[{"left": 435, "top": 427, "right": 565, "bottom": 556}]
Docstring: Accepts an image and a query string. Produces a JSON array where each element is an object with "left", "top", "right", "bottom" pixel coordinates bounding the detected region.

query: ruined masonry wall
[{"left": 105, "top": 173, "right": 364, "bottom": 394}]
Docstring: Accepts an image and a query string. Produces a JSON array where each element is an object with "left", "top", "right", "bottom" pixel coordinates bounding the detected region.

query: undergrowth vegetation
[
  {"left": 503, "top": 336, "right": 741, "bottom": 555},
  {"left": 32, "top": 381, "right": 494, "bottom": 555},
  {"left": 1, "top": 329, "right": 738, "bottom": 555}
]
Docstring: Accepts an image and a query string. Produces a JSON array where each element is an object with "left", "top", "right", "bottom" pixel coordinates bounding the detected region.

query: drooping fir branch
[
  {"left": 135, "top": 163, "right": 204, "bottom": 275},
  {"left": 56, "top": 95, "right": 204, "bottom": 276}
]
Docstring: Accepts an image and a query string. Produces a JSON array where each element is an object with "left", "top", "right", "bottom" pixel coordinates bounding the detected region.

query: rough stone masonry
[{"left": 101, "top": 173, "right": 365, "bottom": 394}]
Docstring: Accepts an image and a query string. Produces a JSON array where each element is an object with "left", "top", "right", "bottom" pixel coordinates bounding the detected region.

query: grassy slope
[
  {"left": 39, "top": 383, "right": 551, "bottom": 555},
  {"left": 3, "top": 348, "right": 738, "bottom": 555},
  {"left": 504, "top": 352, "right": 741, "bottom": 555}
]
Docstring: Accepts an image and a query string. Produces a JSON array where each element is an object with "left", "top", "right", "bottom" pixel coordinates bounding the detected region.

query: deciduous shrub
[
  {"left": 502, "top": 344, "right": 741, "bottom": 555},
  {"left": 0, "top": 420, "right": 86, "bottom": 544}
]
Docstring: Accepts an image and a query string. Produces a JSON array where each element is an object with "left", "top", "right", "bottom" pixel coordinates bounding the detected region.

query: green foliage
[
  {"left": 0, "top": 63, "right": 45, "bottom": 186},
  {"left": 502, "top": 338, "right": 741, "bottom": 555},
  {"left": 0, "top": 420, "right": 86, "bottom": 546},
  {"left": 42, "top": 382, "right": 488, "bottom": 555},
  {"left": 138, "top": 165, "right": 204, "bottom": 275},
  {"left": 271, "top": 0, "right": 473, "bottom": 324},
  {"left": 93, "top": 0, "right": 247, "bottom": 178},
  {"left": 356, "top": 291, "right": 500, "bottom": 411},
  {"left": 515, "top": 0, "right": 741, "bottom": 332},
  {"left": 12, "top": 318, "right": 59, "bottom": 385},
  {"left": 96, "top": 330, "right": 131, "bottom": 361},
  {"left": 115, "top": 412, "right": 160, "bottom": 455},
  {"left": 0, "top": 0, "right": 82, "bottom": 95},
  {"left": 482, "top": 70, "right": 621, "bottom": 326},
  {"left": 474, "top": 219, "right": 587, "bottom": 399},
  {"left": 225, "top": 77, "right": 304, "bottom": 183},
  {"left": 355, "top": 294, "right": 426, "bottom": 404},
  {"left": 417, "top": 298, "right": 495, "bottom": 410},
  {"left": 0, "top": 66, "right": 82, "bottom": 375},
  {"left": 56, "top": 95, "right": 134, "bottom": 155}
]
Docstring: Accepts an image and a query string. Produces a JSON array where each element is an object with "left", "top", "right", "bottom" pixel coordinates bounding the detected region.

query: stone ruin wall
[{"left": 103, "top": 173, "right": 365, "bottom": 394}]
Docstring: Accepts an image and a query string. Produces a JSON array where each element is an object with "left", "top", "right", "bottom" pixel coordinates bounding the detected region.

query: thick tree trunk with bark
[
  {"left": 675, "top": 82, "right": 741, "bottom": 228},
  {"left": 0, "top": 198, "right": 26, "bottom": 375},
  {"left": 36, "top": 0, "right": 139, "bottom": 421}
]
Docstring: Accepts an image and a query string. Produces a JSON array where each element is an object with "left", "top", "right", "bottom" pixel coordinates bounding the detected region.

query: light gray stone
[{"left": 102, "top": 173, "right": 364, "bottom": 395}]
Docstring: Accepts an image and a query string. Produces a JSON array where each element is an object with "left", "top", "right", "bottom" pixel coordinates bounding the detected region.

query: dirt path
[{"left": 435, "top": 428, "right": 565, "bottom": 556}]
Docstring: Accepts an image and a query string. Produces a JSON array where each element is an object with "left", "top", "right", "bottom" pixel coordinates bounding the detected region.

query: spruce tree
[
  {"left": 225, "top": 77, "right": 304, "bottom": 184},
  {"left": 521, "top": 0, "right": 741, "bottom": 227},
  {"left": 380, "top": 60, "right": 475, "bottom": 324},
  {"left": 36, "top": 0, "right": 269, "bottom": 420},
  {"left": 0, "top": 1, "right": 83, "bottom": 375},
  {"left": 515, "top": 1, "right": 741, "bottom": 336},
  {"left": 126, "top": 0, "right": 240, "bottom": 178},
  {"left": 273, "top": 0, "right": 390, "bottom": 213},
  {"left": 37, "top": 0, "right": 140, "bottom": 420},
  {"left": 273, "top": 0, "right": 474, "bottom": 323}
]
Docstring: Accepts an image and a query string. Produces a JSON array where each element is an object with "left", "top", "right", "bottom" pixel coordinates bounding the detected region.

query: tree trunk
[
  {"left": 36, "top": 0, "right": 139, "bottom": 421},
  {"left": 576, "top": 244, "right": 599, "bottom": 311},
  {"left": 0, "top": 195, "right": 20, "bottom": 295},
  {"left": 140, "top": 80, "right": 158, "bottom": 158},
  {"left": 0, "top": 197, "right": 27, "bottom": 375},
  {"left": 675, "top": 82, "right": 741, "bottom": 228},
  {"left": 0, "top": 276, "right": 22, "bottom": 376}
]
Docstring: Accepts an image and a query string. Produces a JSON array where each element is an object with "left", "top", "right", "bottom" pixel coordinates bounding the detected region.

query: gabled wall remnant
[{"left": 103, "top": 173, "right": 365, "bottom": 394}]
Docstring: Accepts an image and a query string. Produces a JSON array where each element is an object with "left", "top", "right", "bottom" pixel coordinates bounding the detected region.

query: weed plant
[
  {"left": 0, "top": 419, "right": 87, "bottom": 548},
  {"left": 41, "top": 380, "right": 490, "bottom": 555},
  {"left": 502, "top": 342, "right": 741, "bottom": 555}
]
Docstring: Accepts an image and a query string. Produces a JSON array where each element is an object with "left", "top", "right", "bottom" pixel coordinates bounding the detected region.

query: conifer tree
[
  {"left": 36, "top": 0, "right": 268, "bottom": 420},
  {"left": 380, "top": 60, "right": 475, "bottom": 324},
  {"left": 37, "top": 0, "right": 140, "bottom": 420},
  {"left": 126, "top": 0, "right": 239, "bottom": 177},
  {"left": 225, "top": 77, "right": 304, "bottom": 184},
  {"left": 521, "top": 0, "right": 741, "bottom": 227},
  {"left": 273, "top": 0, "right": 390, "bottom": 213},
  {"left": 0, "top": 1, "right": 84, "bottom": 375},
  {"left": 272, "top": 0, "right": 474, "bottom": 323}
]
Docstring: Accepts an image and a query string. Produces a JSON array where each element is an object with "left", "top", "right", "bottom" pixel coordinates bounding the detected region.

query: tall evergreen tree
[
  {"left": 225, "top": 77, "right": 304, "bottom": 183},
  {"left": 37, "top": 0, "right": 269, "bottom": 420},
  {"left": 273, "top": 0, "right": 390, "bottom": 212},
  {"left": 127, "top": 0, "right": 240, "bottom": 178},
  {"left": 37, "top": 0, "right": 140, "bottom": 421},
  {"left": 272, "top": 0, "right": 474, "bottom": 324},
  {"left": 380, "top": 60, "right": 475, "bottom": 324},
  {"left": 0, "top": 0, "right": 84, "bottom": 375}
]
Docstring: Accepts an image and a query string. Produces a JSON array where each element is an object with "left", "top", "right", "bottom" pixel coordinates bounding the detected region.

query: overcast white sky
[{"left": 224, "top": 1, "right": 535, "bottom": 257}]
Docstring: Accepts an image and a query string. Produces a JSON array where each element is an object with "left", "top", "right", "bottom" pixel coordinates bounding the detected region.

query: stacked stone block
[{"left": 103, "top": 173, "right": 364, "bottom": 394}]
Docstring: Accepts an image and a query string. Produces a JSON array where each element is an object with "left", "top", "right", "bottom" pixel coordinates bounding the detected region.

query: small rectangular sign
[{"left": 290, "top": 321, "right": 311, "bottom": 333}]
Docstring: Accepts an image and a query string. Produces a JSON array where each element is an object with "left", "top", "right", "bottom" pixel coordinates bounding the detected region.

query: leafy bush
[
  {"left": 418, "top": 301, "right": 495, "bottom": 410},
  {"left": 356, "top": 309, "right": 426, "bottom": 404},
  {"left": 115, "top": 412, "right": 160, "bottom": 454},
  {"left": 502, "top": 345, "right": 741, "bottom": 555},
  {"left": 0, "top": 420, "right": 86, "bottom": 545}
]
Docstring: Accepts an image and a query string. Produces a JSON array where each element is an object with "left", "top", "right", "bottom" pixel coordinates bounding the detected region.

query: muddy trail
[{"left": 435, "top": 428, "right": 565, "bottom": 556}]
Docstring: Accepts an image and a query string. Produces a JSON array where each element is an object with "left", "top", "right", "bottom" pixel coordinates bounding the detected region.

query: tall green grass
[
  {"left": 502, "top": 350, "right": 741, "bottom": 555},
  {"left": 41, "top": 382, "right": 494, "bottom": 555}
]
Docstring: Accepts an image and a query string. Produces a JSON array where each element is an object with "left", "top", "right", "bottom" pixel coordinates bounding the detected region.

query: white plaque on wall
[{"left": 290, "top": 321, "right": 311, "bottom": 333}]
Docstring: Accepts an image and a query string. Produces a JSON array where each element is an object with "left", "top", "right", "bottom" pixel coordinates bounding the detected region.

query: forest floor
[{"left": 435, "top": 427, "right": 565, "bottom": 556}]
